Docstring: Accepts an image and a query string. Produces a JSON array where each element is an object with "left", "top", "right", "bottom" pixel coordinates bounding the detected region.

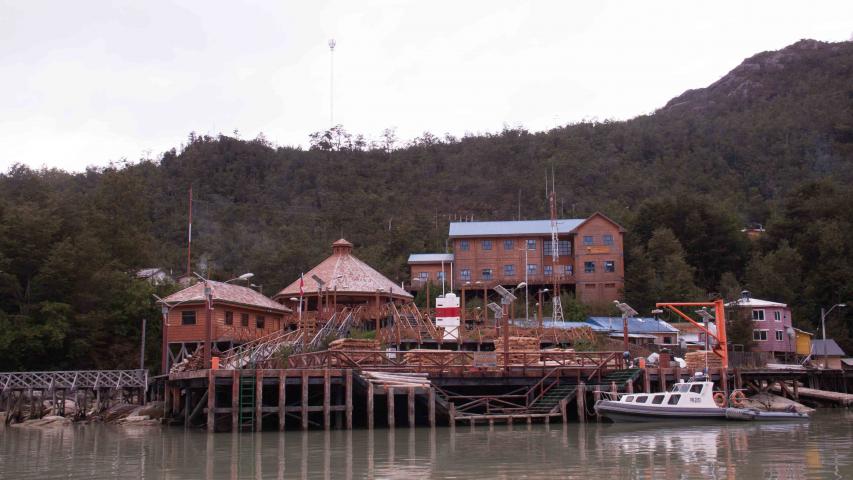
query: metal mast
[
  {"left": 328, "top": 38, "right": 336, "bottom": 128},
  {"left": 549, "top": 173, "right": 564, "bottom": 322}
]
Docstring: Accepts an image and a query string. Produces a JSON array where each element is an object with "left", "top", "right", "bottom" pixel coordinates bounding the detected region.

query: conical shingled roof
[{"left": 275, "top": 239, "right": 413, "bottom": 300}]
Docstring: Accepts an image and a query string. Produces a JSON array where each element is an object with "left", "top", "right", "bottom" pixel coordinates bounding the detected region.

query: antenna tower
[{"left": 549, "top": 172, "right": 564, "bottom": 322}]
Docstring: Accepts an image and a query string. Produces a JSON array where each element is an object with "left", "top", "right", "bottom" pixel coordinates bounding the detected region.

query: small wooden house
[{"left": 160, "top": 280, "right": 290, "bottom": 372}]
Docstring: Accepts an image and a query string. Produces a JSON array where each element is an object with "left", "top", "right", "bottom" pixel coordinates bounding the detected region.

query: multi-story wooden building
[
  {"left": 160, "top": 280, "right": 291, "bottom": 373},
  {"left": 408, "top": 212, "right": 625, "bottom": 306}
]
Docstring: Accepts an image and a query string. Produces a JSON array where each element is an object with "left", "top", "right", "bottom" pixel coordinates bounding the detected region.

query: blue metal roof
[
  {"left": 811, "top": 339, "right": 846, "bottom": 357},
  {"left": 586, "top": 317, "right": 678, "bottom": 334},
  {"left": 449, "top": 219, "right": 585, "bottom": 238},
  {"left": 407, "top": 253, "right": 454, "bottom": 264}
]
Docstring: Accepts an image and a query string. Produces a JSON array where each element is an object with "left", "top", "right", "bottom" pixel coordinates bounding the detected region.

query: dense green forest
[{"left": 1, "top": 39, "right": 851, "bottom": 371}]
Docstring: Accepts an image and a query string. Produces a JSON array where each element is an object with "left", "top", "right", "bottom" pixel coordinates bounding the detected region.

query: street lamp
[
  {"left": 614, "top": 300, "right": 638, "bottom": 351},
  {"left": 224, "top": 272, "right": 254, "bottom": 284},
  {"left": 820, "top": 303, "right": 846, "bottom": 368},
  {"left": 538, "top": 288, "right": 549, "bottom": 328}
]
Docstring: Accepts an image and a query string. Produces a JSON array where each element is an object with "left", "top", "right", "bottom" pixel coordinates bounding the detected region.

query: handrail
[{"left": 526, "top": 367, "right": 564, "bottom": 407}]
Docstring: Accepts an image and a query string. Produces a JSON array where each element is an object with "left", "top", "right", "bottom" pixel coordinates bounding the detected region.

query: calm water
[{"left": 2, "top": 411, "right": 853, "bottom": 479}]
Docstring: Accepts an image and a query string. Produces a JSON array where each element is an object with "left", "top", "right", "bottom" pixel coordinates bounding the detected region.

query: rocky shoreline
[{"left": 2, "top": 400, "right": 164, "bottom": 429}]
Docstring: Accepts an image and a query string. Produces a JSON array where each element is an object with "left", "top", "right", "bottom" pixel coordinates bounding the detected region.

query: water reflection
[{"left": 1, "top": 413, "right": 852, "bottom": 479}]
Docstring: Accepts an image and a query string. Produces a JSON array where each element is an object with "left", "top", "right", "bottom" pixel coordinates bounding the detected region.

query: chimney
[{"left": 740, "top": 290, "right": 750, "bottom": 302}]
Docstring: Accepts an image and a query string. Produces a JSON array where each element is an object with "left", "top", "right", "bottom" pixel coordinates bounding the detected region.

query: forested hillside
[{"left": 1, "top": 39, "right": 851, "bottom": 371}]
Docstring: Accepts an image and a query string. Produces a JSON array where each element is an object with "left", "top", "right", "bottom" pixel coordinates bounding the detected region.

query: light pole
[
  {"left": 153, "top": 294, "right": 197, "bottom": 374},
  {"left": 538, "top": 288, "right": 549, "bottom": 328},
  {"left": 820, "top": 303, "right": 846, "bottom": 368},
  {"left": 328, "top": 38, "right": 336, "bottom": 128},
  {"left": 614, "top": 300, "right": 638, "bottom": 351},
  {"left": 224, "top": 272, "right": 254, "bottom": 284}
]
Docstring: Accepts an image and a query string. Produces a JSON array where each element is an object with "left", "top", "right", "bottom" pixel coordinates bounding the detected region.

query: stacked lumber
[
  {"left": 493, "top": 336, "right": 540, "bottom": 365},
  {"left": 328, "top": 338, "right": 382, "bottom": 365},
  {"left": 403, "top": 349, "right": 467, "bottom": 366},
  {"left": 685, "top": 351, "right": 723, "bottom": 371},
  {"left": 328, "top": 338, "right": 380, "bottom": 350},
  {"left": 360, "top": 371, "right": 432, "bottom": 388},
  {"left": 170, "top": 345, "right": 206, "bottom": 373}
]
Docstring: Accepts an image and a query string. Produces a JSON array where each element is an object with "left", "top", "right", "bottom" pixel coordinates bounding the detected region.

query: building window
[
  {"left": 241, "top": 313, "right": 249, "bottom": 327},
  {"left": 527, "top": 239, "right": 536, "bottom": 250},
  {"left": 604, "top": 260, "right": 615, "bottom": 273},
  {"left": 225, "top": 311, "right": 233, "bottom": 326},
  {"left": 481, "top": 269, "right": 493, "bottom": 281},
  {"left": 585, "top": 284, "right": 596, "bottom": 289},
  {"left": 752, "top": 309, "right": 765, "bottom": 321},
  {"left": 775, "top": 330, "right": 784, "bottom": 341},
  {"left": 436, "top": 271, "right": 445, "bottom": 281},
  {"left": 662, "top": 336, "right": 673, "bottom": 344},
  {"left": 774, "top": 311, "right": 782, "bottom": 322},
  {"left": 460, "top": 240, "right": 470, "bottom": 251},
  {"left": 558, "top": 240, "right": 571, "bottom": 256},
  {"left": 504, "top": 239, "right": 514, "bottom": 250},
  {"left": 753, "top": 330, "right": 768, "bottom": 341},
  {"left": 503, "top": 264, "right": 515, "bottom": 276},
  {"left": 544, "top": 241, "right": 552, "bottom": 256},
  {"left": 527, "top": 264, "right": 538, "bottom": 275},
  {"left": 544, "top": 265, "right": 553, "bottom": 276},
  {"left": 181, "top": 310, "right": 196, "bottom": 325},
  {"left": 604, "top": 283, "right": 616, "bottom": 288},
  {"left": 603, "top": 234, "right": 614, "bottom": 245},
  {"left": 583, "top": 236, "right": 594, "bottom": 246},
  {"left": 482, "top": 240, "right": 492, "bottom": 251},
  {"left": 584, "top": 261, "right": 595, "bottom": 273},
  {"left": 461, "top": 269, "right": 471, "bottom": 281},
  {"left": 256, "top": 315, "right": 265, "bottom": 329},
  {"left": 565, "top": 265, "right": 573, "bottom": 275},
  {"left": 418, "top": 272, "right": 428, "bottom": 281}
]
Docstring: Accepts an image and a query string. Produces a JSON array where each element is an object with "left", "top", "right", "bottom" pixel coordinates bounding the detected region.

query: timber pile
[
  {"left": 494, "top": 336, "right": 540, "bottom": 365},
  {"left": 360, "top": 371, "right": 432, "bottom": 389},
  {"left": 170, "top": 345, "right": 206, "bottom": 373},
  {"left": 403, "top": 349, "right": 468, "bottom": 366},
  {"left": 685, "top": 351, "right": 723, "bottom": 371},
  {"left": 328, "top": 338, "right": 380, "bottom": 350},
  {"left": 328, "top": 338, "right": 382, "bottom": 365}
]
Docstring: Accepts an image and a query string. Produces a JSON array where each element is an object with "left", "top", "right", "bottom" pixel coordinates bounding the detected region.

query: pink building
[{"left": 727, "top": 291, "right": 795, "bottom": 358}]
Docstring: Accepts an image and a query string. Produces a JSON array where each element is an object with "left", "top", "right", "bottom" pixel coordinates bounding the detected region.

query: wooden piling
[
  {"left": 643, "top": 368, "right": 651, "bottom": 393},
  {"left": 345, "top": 370, "right": 353, "bottom": 430},
  {"left": 367, "top": 382, "right": 374, "bottom": 429},
  {"left": 559, "top": 398, "right": 567, "bottom": 423},
  {"left": 610, "top": 381, "right": 617, "bottom": 395},
  {"left": 207, "top": 370, "right": 216, "bottom": 433},
  {"left": 659, "top": 368, "right": 666, "bottom": 392},
  {"left": 387, "top": 387, "right": 395, "bottom": 428},
  {"left": 428, "top": 388, "right": 436, "bottom": 428},
  {"left": 594, "top": 390, "right": 601, "bottom": 422},
  {"left": 793, "top": 377, "right": 799, "bottom": 400},
  {"left": 278, "top": 370, "right": 287, "bottom": 431},
  {"left": 407, "top": 387, "right": 415, "bottom": 428},
  {"left": 231, "top": 370, "right": 239, "bottom": 431},
  {"left": 255, "top": 370, "right": 263, "bottom": 432},
  {"left": 577, "top": 383, "right": 586, "bottom": 423},
  {"left": 626, "top": 380, "right": 634, "bottom": 394},
  {"left": 448, "top": 403, "right": 456, "bottom": 427},
  {"left": 301, "top": 371, "right": 309, "bottom": 431},
  {"left": 323, "top": 369, "right": 331, "bottom": 430}
]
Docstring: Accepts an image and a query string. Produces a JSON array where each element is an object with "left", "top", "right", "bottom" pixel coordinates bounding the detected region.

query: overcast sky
[{"left": 1, "top": 1, "right": 851, "bottom": 172}]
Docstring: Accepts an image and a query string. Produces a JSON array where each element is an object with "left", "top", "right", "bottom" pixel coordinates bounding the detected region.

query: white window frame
[
  {"left": 544, "top": 265, "right": 553, "bottom": 276},
  {"left": 774, "top": 311, "right": 782, "bottom": 322},
  {"left": 752, "top": 309, "right": 765, "bottom": 321},
  {"left": 417, "top": 272, "right": 428, "bottom": 280},
  {"left": 460, "top": 269, "right": 471, "bottom": 281},
  {"left": 527, "top": 264, "right": 538, "bottom": 275},
  {"left": 775, "top": 330, "right": 784, "bottom": 341},
  {"left": 753, "top": 329, "right": 768, "bottom": 341},
  {"left": 527, "top": 239, "right": 537, "bottom": 251}
]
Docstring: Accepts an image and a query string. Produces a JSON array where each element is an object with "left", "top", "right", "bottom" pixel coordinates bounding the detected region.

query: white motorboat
[{"left": 594, "top": 376, "right": 809, "bottom": 423}]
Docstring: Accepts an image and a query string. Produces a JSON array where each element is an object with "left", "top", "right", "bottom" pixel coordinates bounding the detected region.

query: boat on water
[{"left": 594, "top": 376, "right": 809, "bottom": 423}]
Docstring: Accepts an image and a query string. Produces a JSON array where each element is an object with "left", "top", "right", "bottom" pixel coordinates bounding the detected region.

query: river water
[{"left": 2, "top": 411, "right": 852, "bottom": 479}]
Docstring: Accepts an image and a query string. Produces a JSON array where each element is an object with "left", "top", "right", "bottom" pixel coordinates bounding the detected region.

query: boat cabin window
[
  {"left": 624, "top": 396, "right": 634, "bottom": 402},
  {"left": 635, "top": 396, "right": 648, "bottom": 403},
  {"left": 668, "top": 394, "right": 681, "bottom": 405},
  {"left": 651, "top": 395, "right": 665, "bottom": 404},
  {"left": 690, "top": 384, "right": 704, "bottom": 394},
  {"left": 673, "top": 384, "right": 690, "bottom": 393}
]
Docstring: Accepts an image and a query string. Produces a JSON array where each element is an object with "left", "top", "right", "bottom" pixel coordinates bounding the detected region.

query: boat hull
[{"left": 594, "top": 400, "right": 727, "bottom": 423}]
